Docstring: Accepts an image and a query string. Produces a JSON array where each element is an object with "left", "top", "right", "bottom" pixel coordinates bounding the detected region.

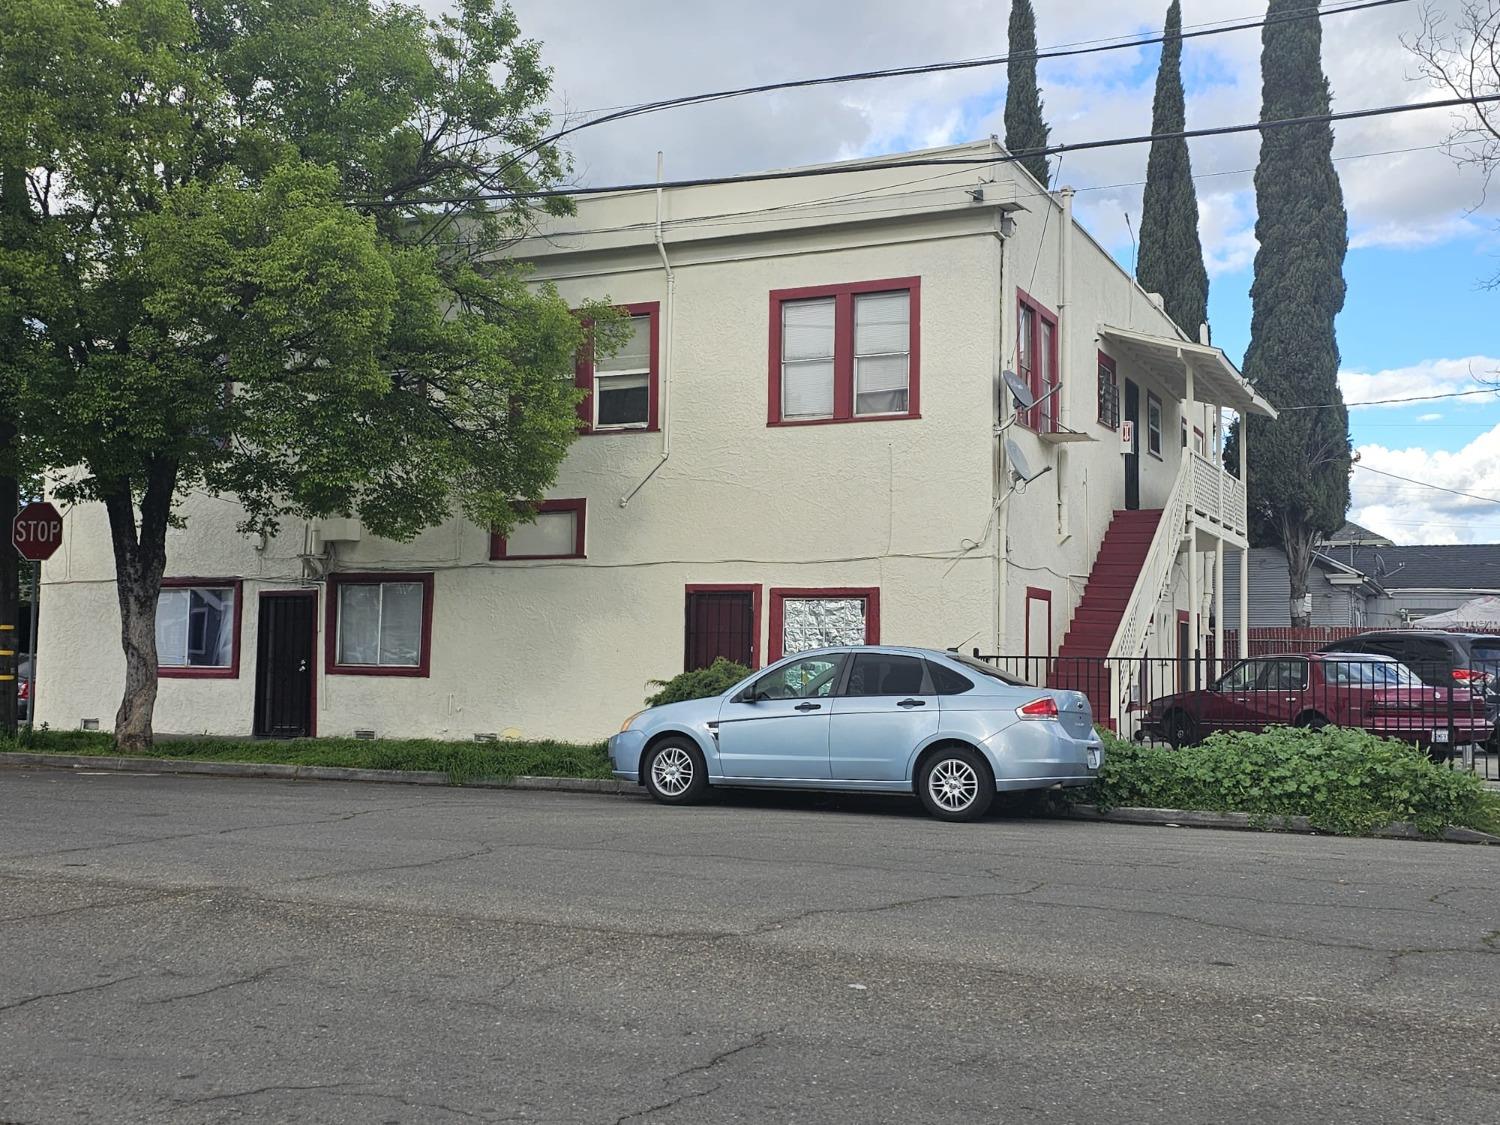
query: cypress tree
[
  {"left": 1136, "top": 1, "right": 1209, "bottom": 341},
  {"left": 1235, "top": 0, "right": 1351, "bottom": 627},
  {"left": 1005, "top": 0, "right": 1051, "bottom": 185}
]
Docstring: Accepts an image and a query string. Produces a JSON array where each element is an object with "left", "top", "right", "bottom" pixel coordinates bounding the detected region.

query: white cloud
[
  {"left": 1352, "top": 426, "right": 1500, "bottom": 545},
  {"left": 1417, "top": 412, "right": 1444, "bottom": 422},
  {"left": 1338, "top": 355, "right": 1500, "bottom": 409},
  {"left": 477, "top": 0, "right": 1496, "bottom": 271}
]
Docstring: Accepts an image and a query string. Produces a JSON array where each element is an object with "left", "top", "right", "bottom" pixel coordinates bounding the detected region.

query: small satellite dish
[
  {"left": 1002, "top": 368, "right": 1035, "bottom": 411},
  {"left": 1004, "top": 437, "right": 1052, "bottom": 487}
]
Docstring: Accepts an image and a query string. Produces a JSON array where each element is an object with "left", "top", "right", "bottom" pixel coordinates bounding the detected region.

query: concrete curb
[
  {"left": 1059, "top": 803, "right": 1500, "bottom": 846},
  {"left": 0, "top": 751, "right": 642, "bottom": 797},
  {"left": 3, "top": 752, "right": 1496, "bottom": 842}
]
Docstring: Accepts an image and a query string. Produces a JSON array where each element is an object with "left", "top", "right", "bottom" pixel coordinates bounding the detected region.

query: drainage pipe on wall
[{"left": 620, "top": 151, "right": 675, "bottom": 507}]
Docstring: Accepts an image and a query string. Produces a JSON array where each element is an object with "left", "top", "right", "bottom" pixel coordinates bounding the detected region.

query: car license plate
[
  {"left": 1433, "top": 729, "right": 1451, "bottom": 744},
  {"left": 1087, "top": 747, "right": 1100, "bottom": 769}
]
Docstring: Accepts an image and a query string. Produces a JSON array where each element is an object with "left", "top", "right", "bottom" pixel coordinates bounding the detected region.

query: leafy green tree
[
  {"left": 0, "top": 0, "right": 617, "bottom": 749},
  {"left": 1136, "top": 1, "right": 1208, "bottom": 341},
  {"left": 1233, "top": 0, "right": 1351, "bottom": 627},
  {"left": 1004, "top": 0, "right": 1051, "bottom": 185}
]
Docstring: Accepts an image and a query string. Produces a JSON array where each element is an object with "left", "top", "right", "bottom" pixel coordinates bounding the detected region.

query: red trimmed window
[
  {"left": 767, "top": 587, "right": 880, "bottom": 663},
  {"left": 491, "top": 499, "right": 586, "bottom": 561},
  {"left": 768, "top": 278, "right": 920, "bottom": 426},
  {"left": 156, "top": 578, "right": 242, "bottom": 678},
  {"left": 575, "top": 302, "right": 659, "bottom": 433},
  {"left": 1016, "top": 290, "right": 1059, "bottom": 433},
  {"left": 327, "top": 572, "right": 434, "bottom": 677},
  {"left": 1097, "top": 351, "right": 1119, "bottom": 430}
]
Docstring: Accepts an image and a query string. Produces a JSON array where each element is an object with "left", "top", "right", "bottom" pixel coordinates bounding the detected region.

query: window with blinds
[
  {"left": 769, "top": 278, "right": 919, "bottom": 426},
  {"left": 573, "top": 301, "right": 659, "bottom": 434}
]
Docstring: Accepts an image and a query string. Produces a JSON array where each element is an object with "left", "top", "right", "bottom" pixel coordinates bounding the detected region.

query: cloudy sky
[{"left": 494, "top": 0, "right": 1499, "bottom": 544}]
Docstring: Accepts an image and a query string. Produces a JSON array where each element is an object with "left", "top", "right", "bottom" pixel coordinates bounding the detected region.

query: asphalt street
[{"left": 0, "top": 767, "right": 1497, "bottom": 1124}]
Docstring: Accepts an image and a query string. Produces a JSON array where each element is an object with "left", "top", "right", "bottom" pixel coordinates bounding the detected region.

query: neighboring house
[
  {"left": 36, "top": 139, "right": 1272, "bottom": 741},
  {"left": 1224, "top": 539, "right": 1500, "bottom": 629},
  {"left": 1222, "top": 548, "right": 1387, "bottom": 629}
]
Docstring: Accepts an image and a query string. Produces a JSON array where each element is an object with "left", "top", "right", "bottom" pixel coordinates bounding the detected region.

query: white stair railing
[{"left": 1105, "top": 456, "right": 1191, "bottom": 728}]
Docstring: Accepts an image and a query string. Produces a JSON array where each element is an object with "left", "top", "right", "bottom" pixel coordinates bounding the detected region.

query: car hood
[{"left": 635, "top": 696, "right": 722, "bottom": 730}]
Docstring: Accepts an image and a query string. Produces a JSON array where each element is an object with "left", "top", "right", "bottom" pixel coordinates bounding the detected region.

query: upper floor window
[
  {"left": 768, "top": 278, "right": 920, "bottom": 426},
  {"left": 1097, "top": 351, "right": 1119, "bottom": 430},
  {"left": 576, "top": 302, "right": 659, "bottom": 433},
  {"left": 156, "top": 581, "right": 240, "bottom": 677},
  {"left": 328, "top": 573, "right": 433, "bottom": 677},
  {"left": 1017, "top": 290, "right": 1058, "bottom": 433},
  {"left": 1146, "top": 391, "right": 1163, "bottom": 458},
  {"left": 491, "top": 499, "right": 586, "bottom": 561}
]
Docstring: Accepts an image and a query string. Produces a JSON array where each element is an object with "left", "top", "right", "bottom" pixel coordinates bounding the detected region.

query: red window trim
[
  {"left": 157, "top": 577, "right": 243, "bottom": 679},
  {"left": 325, "top": 571, "right": 434, "bottom": 678},
  {"left": 684, "top": 583, "right": 763, "bottom": 670},
  {"left": 767, "top": 587, "right": 881, "bottom": 663},
  {"left": 1016, "top": 288, "right": 1059, "bottom": 434},
  {"left": 1024, "top": 586, "right": 1053, "bottom": 659},
  {"left": 767, "top": 277, "right": 921, "bottom": 427},
  {"left": 491, "top": 499, "right": 587, "bottom": 561},
  {"left": 575, "top": 301, "right": 660, "bottom": 435},
  {"left": 258, "top": 589, "right": 318, "bottom": 737},
  {"left": 1096, "top": 350, "right": 1119, "bottom": 430}
]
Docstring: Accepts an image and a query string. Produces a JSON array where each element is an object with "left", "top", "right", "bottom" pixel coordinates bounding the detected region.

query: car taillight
[
  {"left": 1017, "top": 697, "right": 1059, "bottom": 721},
  {"left": 17, "top": 680, "right": 27, "bottom": 701},
  {"left": 1452, "top": 668, "right": 1491, "bottom": 686}
]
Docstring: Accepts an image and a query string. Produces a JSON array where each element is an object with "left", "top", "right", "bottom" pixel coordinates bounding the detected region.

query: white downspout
[
  {"left": 1057, "top": 187, "right": 1074, "bottom": 431},
  {"left": 620, "top": 151, "right": 675, "bottom": 507}
]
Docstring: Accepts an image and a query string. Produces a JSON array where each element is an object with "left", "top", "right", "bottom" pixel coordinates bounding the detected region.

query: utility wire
[
  {"left": 1355, "top": 463, "right": 1500, "bottom": 504},
  {"left": 488, "top": 0, "right": 1415, "bottom": 164},
  {"left": 1285, "top": 386, "right": 1500, "bottom": 410},
  {"left": 364, "top": 93, "right": 1500, "bottom": 207}
]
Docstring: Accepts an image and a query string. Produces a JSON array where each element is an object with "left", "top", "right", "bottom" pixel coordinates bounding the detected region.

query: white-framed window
[
  {"left": 155, "top": 584, "right": 237, "bottom": 670},
  {"left": 1147, "top": 392, "right": 1163, "bottom": 458},
  {"left": 781, "top": 296, "right": 837, "bottom": 420},
  {"left": 852, "top": 290, "right": 911, "bottom": 416}
]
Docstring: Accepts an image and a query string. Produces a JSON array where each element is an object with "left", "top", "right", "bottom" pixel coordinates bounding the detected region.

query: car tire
[
  {"left": 916, "top": 746, "right": 994, "bottom": 823},
  {"left": 642, "top": 738, "right": 710, "bottom": 806},
  {"left": 1163, "top": 710, "right": 1200, "bottom": 750},
  {"left": 1294, "top": 713, "right": 1329, "bottom": 731}
]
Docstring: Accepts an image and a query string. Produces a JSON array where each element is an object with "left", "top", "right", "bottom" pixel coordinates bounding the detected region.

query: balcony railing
[{"left": 1189, "top": 451, "right": 1248, "bottom": 541}]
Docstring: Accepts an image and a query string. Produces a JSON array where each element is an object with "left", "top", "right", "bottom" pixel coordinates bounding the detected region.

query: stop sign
[{"left": 12, "top": 501, "right": 63, "bottom": 562}]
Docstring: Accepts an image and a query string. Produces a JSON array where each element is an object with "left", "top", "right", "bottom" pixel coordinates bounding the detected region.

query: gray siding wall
[{"left": 1220, "top": 548, "right": 1368, "bottom": 627}]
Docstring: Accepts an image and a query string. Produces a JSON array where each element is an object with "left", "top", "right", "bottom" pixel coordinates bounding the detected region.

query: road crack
[
  {"left": 0, "top": 972, "right": 150, "bottom": 1015},
  {"left": 614, "top": 1031, "right": 774, "bottom": 1124}
]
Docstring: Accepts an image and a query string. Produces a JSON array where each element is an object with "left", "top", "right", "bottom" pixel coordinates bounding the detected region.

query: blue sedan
[{"left": 610, "top": 646, "right": 1102, "bottom": 822}]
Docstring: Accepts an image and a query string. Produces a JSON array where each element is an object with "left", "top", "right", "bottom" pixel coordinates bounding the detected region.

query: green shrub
[
  {"left": 1082, "top": 725, "right": 1499, "bottom": 837},
  {"left": 646, "top": 658, "right": 751, "bottom": 708}
]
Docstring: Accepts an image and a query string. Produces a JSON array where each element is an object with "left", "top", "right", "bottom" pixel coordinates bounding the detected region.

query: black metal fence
[{"left": 974, "top": 651, "right": 1500, "bottom": 781}]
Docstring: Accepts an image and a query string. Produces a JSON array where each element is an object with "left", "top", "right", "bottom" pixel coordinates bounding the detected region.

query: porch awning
[{"left": 1097, "top": 325, "right": 1277, "bottom": 418}]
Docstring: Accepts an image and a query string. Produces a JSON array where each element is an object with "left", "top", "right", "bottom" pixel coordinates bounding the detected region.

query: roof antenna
[{"left": 1124, "top": 212, "right": 1137, "bottom": 278}]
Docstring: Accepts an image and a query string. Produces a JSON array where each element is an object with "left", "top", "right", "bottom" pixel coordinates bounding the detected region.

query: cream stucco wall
[{"left": 36, "top": 140, "right": 1242, "bottom": 742}]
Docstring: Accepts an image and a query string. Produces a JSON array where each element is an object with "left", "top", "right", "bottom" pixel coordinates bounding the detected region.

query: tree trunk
[
  {"left": 0, "top": 432, "right": 16, "bottom": 738},
  {"left": 1283, "top": 517, "right": 1315, "bottom": 629},
  {"left": 102, "top": 461, "right": 176, "bottom": 752}
]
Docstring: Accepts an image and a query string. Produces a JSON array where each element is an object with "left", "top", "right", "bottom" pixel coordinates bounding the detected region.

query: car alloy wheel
[
  {"left": 651, "top": 746, "right": 694, "bottom": 796},
  {"left": 643, "top": 738, "right": 709, "bottom": 806},
  {"left": 929, "top": 759, "right": 978, "bottom": 813},
  {"left": 917, "top": 746, "right": 994, "bottom": 822}
]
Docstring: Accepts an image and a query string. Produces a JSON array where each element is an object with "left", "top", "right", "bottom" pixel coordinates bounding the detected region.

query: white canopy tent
[{"left": 1412, "top": 597, "right": 1500, "bottom": 630}]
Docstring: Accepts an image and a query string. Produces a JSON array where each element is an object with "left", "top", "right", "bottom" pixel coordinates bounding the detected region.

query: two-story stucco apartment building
[{"left": 35, "top": 139, "right": 1273, "bottom": 742}]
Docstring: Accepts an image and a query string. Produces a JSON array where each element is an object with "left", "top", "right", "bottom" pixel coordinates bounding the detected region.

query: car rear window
[
  {"left": 950, "top": 653, "right": 1029, "bottom": 686},
  {"left": 927, "top": 661, "right": 975, "bottom": 695}
]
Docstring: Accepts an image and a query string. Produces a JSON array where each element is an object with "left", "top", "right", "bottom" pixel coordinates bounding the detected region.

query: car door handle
[
  {"left": 897, "top": 698, "right": 926, "bottom": 708},
  {"left": 794, "top": 702, "right": 821, "bottom": 712}
]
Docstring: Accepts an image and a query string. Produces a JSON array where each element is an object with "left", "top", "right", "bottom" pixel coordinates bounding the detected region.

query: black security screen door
[
  {"left": 1124, "top": 378, "right": 1140, "bottom": 511},
  {"left": 685, "top": 590, "right": 755, "bottom": 671},
  {"left": 254, "top": 593, "right": 316, "bottom": 738}
]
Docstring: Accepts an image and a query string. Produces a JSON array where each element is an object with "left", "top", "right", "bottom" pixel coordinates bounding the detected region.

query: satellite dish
[
  {"left": 1002, "top": 368, "right": 1035, "bottom": 411},
  {"left": 1004, "top": 437, "right": 1052, "bottom": 486}
]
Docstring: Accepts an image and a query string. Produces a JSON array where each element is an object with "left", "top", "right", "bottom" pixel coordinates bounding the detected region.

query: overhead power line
[
  {"left": 366, "top": 93, "right": 1500, "bottom": 207},
  {"left": 1355, "top": 464, "right": 1500, "bottom": 505},
  {"left": 1285, "top": 386, "right": 1500, "bottom": 410},
  {"left": 519, "top": 0, "right": 1414, "bottom": 156}
]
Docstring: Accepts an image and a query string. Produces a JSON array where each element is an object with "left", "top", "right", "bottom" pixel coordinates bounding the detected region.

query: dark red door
[{"left": 684, "top": 589, "right": 756, "bottom": 671}]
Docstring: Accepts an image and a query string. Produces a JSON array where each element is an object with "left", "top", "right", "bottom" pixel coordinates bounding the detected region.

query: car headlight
[{"left": 619, "top": 710, "right": 644, "bottom": 733}]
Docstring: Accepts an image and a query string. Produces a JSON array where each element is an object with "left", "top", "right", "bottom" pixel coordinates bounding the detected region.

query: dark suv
[{"left": 1317, "top": 631, "right": 1500, "bottom": 747}]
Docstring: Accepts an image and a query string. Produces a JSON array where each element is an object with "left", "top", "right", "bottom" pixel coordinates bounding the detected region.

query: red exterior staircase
[{"left": 1046, "top": 508, "right": 1164, "bottom": 725}]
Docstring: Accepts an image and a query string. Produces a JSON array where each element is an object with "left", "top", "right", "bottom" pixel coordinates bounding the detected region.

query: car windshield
[{"left": 950, "top": 653, "right": 1029, "bottom": 686}]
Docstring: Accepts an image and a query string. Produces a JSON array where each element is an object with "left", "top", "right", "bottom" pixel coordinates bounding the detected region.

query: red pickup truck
[{"left": 1140, "top": 652, "right": 1488, "bottom": 757}]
